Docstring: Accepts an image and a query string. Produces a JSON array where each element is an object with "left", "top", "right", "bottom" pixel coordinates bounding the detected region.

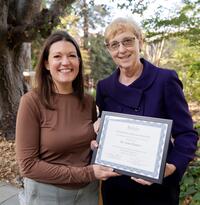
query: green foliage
[
  {"left": 163, "top": 38, "right": 200, "bottom": 102},
  {"left": 178, "top": 67, "right": 200, "bottom": 102},
  {"left": 142, "top": 0, "right": 200, "bottom": 46},
  {"left": 180, "top": 138, "right": 200, "bottom": 205},
  {"left": 56, "top": 14, "right": 80, "bottom": 40},
  {"left": 195, "top": 123, "right": 200, "bottom": 137},
  {"left": 89, "top": 34, "right": 116, "bottom": 83},
  {"left": 115, "top": 0, "right": 150, "bottom": 15}
]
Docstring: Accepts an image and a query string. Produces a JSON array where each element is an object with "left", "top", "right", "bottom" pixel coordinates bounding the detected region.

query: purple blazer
[{"left": 96, "top": 58, "right": 198, "bottom": 182}]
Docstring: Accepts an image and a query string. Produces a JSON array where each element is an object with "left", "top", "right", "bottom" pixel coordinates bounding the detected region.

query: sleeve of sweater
[
  {"left": 15, "top": 92, "right": 96, "bottom": 185},
  {"left": 164, "top": 71, "right": 198, "bottom": 178}
]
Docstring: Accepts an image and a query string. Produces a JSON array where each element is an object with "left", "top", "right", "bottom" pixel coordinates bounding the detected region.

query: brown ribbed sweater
[{"left": 16, "top": 91, "right": 97, "bottom": 189}]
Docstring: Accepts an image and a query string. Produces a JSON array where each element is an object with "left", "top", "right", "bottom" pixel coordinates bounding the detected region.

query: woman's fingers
[
  {"left": 131, "top": 177, "right": 152, "bottom": 186},
  {"left": 93, "top": 165, "right": 120, "bottom": 180},
  {"left": 93, "top": 118, "right": 101, "bottom": 134},
  {"left": 164, "top": 163, "right": 176, "bottom": 177},
  {"left": 90, "top": 140, "right": 98, "bottom": 150}
]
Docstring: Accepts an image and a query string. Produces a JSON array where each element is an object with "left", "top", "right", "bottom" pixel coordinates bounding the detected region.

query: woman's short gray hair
[{"left": 104, "top": 17, "right": 143, "bottom": 43}]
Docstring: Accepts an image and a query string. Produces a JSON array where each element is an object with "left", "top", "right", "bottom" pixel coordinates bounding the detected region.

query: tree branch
[
  {"left": 16, "top": 0, "right": 42, "bottom": 24},
  {"left": 7, "top": 0, "right": 76, "bottom": 48}
]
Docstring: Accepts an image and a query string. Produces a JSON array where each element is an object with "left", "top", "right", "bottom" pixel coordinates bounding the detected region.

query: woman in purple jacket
[{"left": 95, "top": 17, "right": 198, "bottom": 205}]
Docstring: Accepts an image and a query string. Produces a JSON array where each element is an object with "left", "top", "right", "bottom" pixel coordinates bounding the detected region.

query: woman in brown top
[{"left": 16, "top": 31, "right": 118, "bottom": 205}]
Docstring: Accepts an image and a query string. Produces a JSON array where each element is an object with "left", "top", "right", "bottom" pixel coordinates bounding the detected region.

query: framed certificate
[{"left": 91, "top": 111, "right": 173, "bottom": 184}]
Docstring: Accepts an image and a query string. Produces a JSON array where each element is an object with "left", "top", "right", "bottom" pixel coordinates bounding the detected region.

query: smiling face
[
  {"left": 45, "top": 40, "right": 80, "bottom": 94},
  {"left": 107, "top": 31, "right": 142, "bottom": 72}
]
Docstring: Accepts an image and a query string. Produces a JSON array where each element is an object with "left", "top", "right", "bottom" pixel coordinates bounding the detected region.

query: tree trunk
[
  {"left": 0, "top": 43, "right": 31, "bottom": 139},
  {"left": 82, "top": 0, "right": 89, "bottom": 49}
]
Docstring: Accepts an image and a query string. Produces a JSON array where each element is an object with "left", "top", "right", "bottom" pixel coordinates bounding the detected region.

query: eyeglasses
[{"left": 106, "top": 37, "right": 136, "bottom": 51}]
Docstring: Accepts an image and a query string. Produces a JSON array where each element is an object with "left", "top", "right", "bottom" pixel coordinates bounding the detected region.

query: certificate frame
[{"left": 91, "top": 111, "right": 173, "bottom": 184}]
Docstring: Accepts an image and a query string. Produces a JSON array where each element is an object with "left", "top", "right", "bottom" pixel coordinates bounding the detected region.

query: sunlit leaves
[
  {"left": 142, "top": 0, "right": 200, "bottom": 46},
  {"left": 115, "top": 0, "right": 151, "bottom": 15}
]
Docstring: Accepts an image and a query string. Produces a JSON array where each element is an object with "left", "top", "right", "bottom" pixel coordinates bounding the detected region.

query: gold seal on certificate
[{"left": 91, "top": 111, "right": 173, "bottom": 184}]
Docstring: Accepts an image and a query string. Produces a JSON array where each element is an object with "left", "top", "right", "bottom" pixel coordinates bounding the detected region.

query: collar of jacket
[{"left": 104, "top": 58, "right": 159, "bottom": 109}]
